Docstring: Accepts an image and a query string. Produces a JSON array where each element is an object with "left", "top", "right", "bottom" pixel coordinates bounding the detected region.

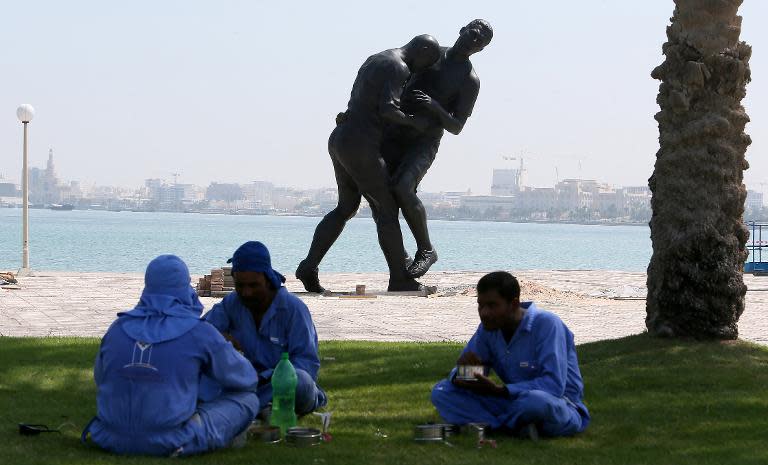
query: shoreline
[{"left": 1, "top": 206, "right": 652, "bottom": 227}]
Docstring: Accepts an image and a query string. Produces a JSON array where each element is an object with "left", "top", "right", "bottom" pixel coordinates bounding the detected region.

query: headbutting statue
[{"left": 296, "top": 20, "right": 492, "bottom": 293}]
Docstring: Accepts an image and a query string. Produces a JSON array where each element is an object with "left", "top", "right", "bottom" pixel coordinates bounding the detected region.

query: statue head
[
  {"left": 402, "top": 34, "right": 441, "bottom": 72},
  {"left": 454, "top": 19, "right": 493, "bottom": 56}
]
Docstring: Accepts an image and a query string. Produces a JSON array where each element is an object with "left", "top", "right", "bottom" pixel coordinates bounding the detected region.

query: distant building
[
  {"left": 242, "top": 181, "right": 274, "bottom": 209},
  {"left": 460, "top": 194, "right": 516, "bottom": 213},
  {"left": 418, "top": 191, "right": 443, "bottom": 205},
  {"left": 746, "top": 190, "right": 764, "bottom": 211},
  {"left": 24, "top": 148, "right": 63, "bottom": 205},
  {"left": 28, "top": 167, "right": 44, "bottom": 204},
  {"left": 42, "top": 149, "right": 62, "bottom": 205},
  {"left": 145, "top": 178, "right": 165, "bottom": 206},
  {"left": 143, "top": 179, "right": 200, "bottom": 210},
  {"left": 312, "top": 187, "right": 338, "bottom": 212},
  {"left": 206, "top": 182, "right": 244, "bottom": 203},
  {"left": 491, "top": 169, "right": 519, "bottom": 196},
  {"left": 60, "top": 181, "right": 83, "bottom": 203},
  {"left": 442, "top": 190, "right": 472, "bottom": 208},
  {"left": 173, "top": 184, "right": 199, "bottom": 203},
  {"left": 0, "top": 182, "right": 19, "bottom": 197},
  {"left": 271, "top": 187, "right": 306, "bottom": 211},
  {"left": 490, "top": 159, "right": 526, "bottom": 196},
  {"left": 620, "top": 186, "right": 651, "bottom": 214},
  {"left": 518, "top": 187, "right": 556, "bottom": 213},
  {"left": 555, "top": 179, "right": 601, "bottom": 210}
]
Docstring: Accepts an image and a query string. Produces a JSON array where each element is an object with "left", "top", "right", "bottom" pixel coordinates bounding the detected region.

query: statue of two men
[{"left": 296, "top": 20, "right": 493, "bottom": 293}]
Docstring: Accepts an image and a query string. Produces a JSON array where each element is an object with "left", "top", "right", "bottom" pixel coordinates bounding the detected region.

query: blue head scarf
[
  {"left": 227, "top": 241, "right": 286, "bottom": 289},
  {"left": 119, "top": 254, "right": 204, "bottom": 343}
]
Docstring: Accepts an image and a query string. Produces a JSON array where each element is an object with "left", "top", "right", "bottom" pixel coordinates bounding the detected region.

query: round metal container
[
  {"left": 285, "top": 427, "right": 322, "bottom": 447},
  {"left": 414, "top": 424, "right": 445, "bottom": 442},
  {"left": 460, "top": 422, "right": 488, "bottom": 441},
  {"left": 436, "top": 423, "right": 458, "bottom": 437},
  {"left": 456, "top": 364, "right": 485, "bottom": 381},
  {"left": 250, "top": 425, "right": 281, "bottom": 443}
]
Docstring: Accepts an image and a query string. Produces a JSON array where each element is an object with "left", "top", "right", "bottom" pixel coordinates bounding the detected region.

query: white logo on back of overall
[{"left": 124, "top": 341, "right": 158, "bottom": 371}]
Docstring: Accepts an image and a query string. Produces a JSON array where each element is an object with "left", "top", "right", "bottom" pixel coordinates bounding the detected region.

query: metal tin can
[
  {"left": 455, "top": 364, "right": 485, "bottom": 381},
  {"left": 435, "top": 423, "right": 458, "bottom": 437},
  {"left": 460, "top": 422, "right": 488, "bottom": 441},
  {"left": 285, "top": 427, "right": 323, "bottom": 447},
  {"left": 414, "top": 424, "right": 445, "bottom": 442}
]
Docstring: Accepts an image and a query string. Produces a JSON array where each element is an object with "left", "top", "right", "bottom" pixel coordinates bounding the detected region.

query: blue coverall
[
  {"left": 204, "top": 287, "right": 327, "bottom": 414},
  {"left": 83, "top": 255, "right": 260, "bottom": 456},
  {"left": 431, "top": 302, "right": 590, "bottom": 437}
]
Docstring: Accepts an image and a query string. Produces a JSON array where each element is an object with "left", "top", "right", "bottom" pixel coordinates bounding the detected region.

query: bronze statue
[
  {"left": 296, "top": 35, "right": 441, "bottom": 293},
  {"left": 383, "top": 19, "right": 493, "bottom": 278}
]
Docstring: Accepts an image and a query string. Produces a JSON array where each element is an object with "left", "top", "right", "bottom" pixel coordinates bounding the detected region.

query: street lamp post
[{"left": 16, "top": 104, "right": 35, "bottom": 276}]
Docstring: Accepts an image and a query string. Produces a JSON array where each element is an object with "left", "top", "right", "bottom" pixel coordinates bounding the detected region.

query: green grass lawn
[{"left": 1, "top": 335, "right": 767, "bottom": 465}]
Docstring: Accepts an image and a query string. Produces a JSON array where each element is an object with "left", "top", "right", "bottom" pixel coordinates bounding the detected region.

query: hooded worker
[
  {"left": 204, "top": 241, "right": 327, "bottom": 416},
  {"left": 82, "top": 255, "right": 259, "bottom": 456}
]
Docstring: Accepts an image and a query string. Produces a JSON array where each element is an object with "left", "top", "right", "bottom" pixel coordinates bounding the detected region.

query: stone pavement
[{"left": 1, "top": 270, "right": 766, "bottom": 345}]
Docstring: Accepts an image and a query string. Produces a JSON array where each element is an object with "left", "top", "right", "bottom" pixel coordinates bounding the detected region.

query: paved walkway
[{"left": 1, "top": 270, "right": 766, "bottom": 345}]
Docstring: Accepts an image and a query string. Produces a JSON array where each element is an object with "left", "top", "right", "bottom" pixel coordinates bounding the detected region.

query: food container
[
  {"left": 250, "top": 425, "right": 281, "bottom": 443},
  {"left": 460, "top": 422, "right": 488, "bottom": 441},
  {"left": 413, "top": 424, "right": 446, "bottom": 442},
  {"left": 455, "top": 364, "right": 485, "bottom": 381},
  {"left": 285, "top": 427, "right": 323, "bottom": 447},
  {"left": 435, "top": 423, "right": 458, "bottom": 437}
]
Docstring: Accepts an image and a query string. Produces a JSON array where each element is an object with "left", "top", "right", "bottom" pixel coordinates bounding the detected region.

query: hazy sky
[{"left": 1, "top": 0, "right": 766, "bottom": 195}]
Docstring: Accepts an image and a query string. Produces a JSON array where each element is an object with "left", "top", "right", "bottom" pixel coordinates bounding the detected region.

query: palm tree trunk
[{"left": 646, "top": 0, "right": 751, "bottom": 339}]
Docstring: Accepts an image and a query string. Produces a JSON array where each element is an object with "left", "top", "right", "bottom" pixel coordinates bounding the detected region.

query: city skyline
[
  {"left": 4, "top": 147, "right": 766, "bottom": 224},
  {"left": 1, "top": 1, "right": 766, "bottom": 195},
  {"left": 2, "top": 145, "right": 767, "bottom": 209},
  {"left": 0, "top": 146, "right": 676, "bottom": 195}
]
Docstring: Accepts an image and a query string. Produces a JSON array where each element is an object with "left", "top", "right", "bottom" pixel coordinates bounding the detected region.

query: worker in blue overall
[
  {"left": 431, "top": 271, "right": 590, "bottom": 439},
  {"left": 82, "top": 255, "right": 259, "bottom": 456},
  {"left": 204, "top": 241, "right": 327, "bottom": 416}
]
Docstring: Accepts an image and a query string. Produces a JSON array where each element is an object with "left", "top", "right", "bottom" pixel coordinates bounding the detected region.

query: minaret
[{"left": 43, "top": 147, "right": 61, "bottom": 204}]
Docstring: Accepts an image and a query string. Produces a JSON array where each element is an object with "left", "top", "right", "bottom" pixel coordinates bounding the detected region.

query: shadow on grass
[{"left": 0, "top": 335, "right": 766, "bottom": 465}]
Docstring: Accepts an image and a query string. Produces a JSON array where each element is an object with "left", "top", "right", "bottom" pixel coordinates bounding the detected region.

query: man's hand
[
  {"left": 454, "top": 374, "right": 508, "bottom": 398},
  {"left": 453, "top": 351, "right": 506, "bottom": 397},
  {"left": 411, "top": 90, "right": 439, "bottom": 113},
  {"left": 223, "top": 332, "right": 244, "bottom": 352}
]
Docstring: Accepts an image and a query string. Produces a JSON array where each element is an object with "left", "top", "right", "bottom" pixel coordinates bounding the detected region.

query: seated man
[
  {"left": 431, "top": 271, "right": 590, "bottom": 439},
  {"left": 82, "top": 255, "right": 259, "bottom": 456},
  {"left": 204, "top": 241, "right": 327, "bottom": 416}
]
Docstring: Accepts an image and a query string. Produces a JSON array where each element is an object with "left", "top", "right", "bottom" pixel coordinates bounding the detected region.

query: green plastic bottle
[{"left": 271, "top": 352, "right": 297, "bottom": 435}]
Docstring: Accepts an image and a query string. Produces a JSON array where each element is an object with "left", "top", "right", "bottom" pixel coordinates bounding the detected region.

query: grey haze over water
[{"left": 0, "top": 209, "right": 651, "bottom": 275}]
